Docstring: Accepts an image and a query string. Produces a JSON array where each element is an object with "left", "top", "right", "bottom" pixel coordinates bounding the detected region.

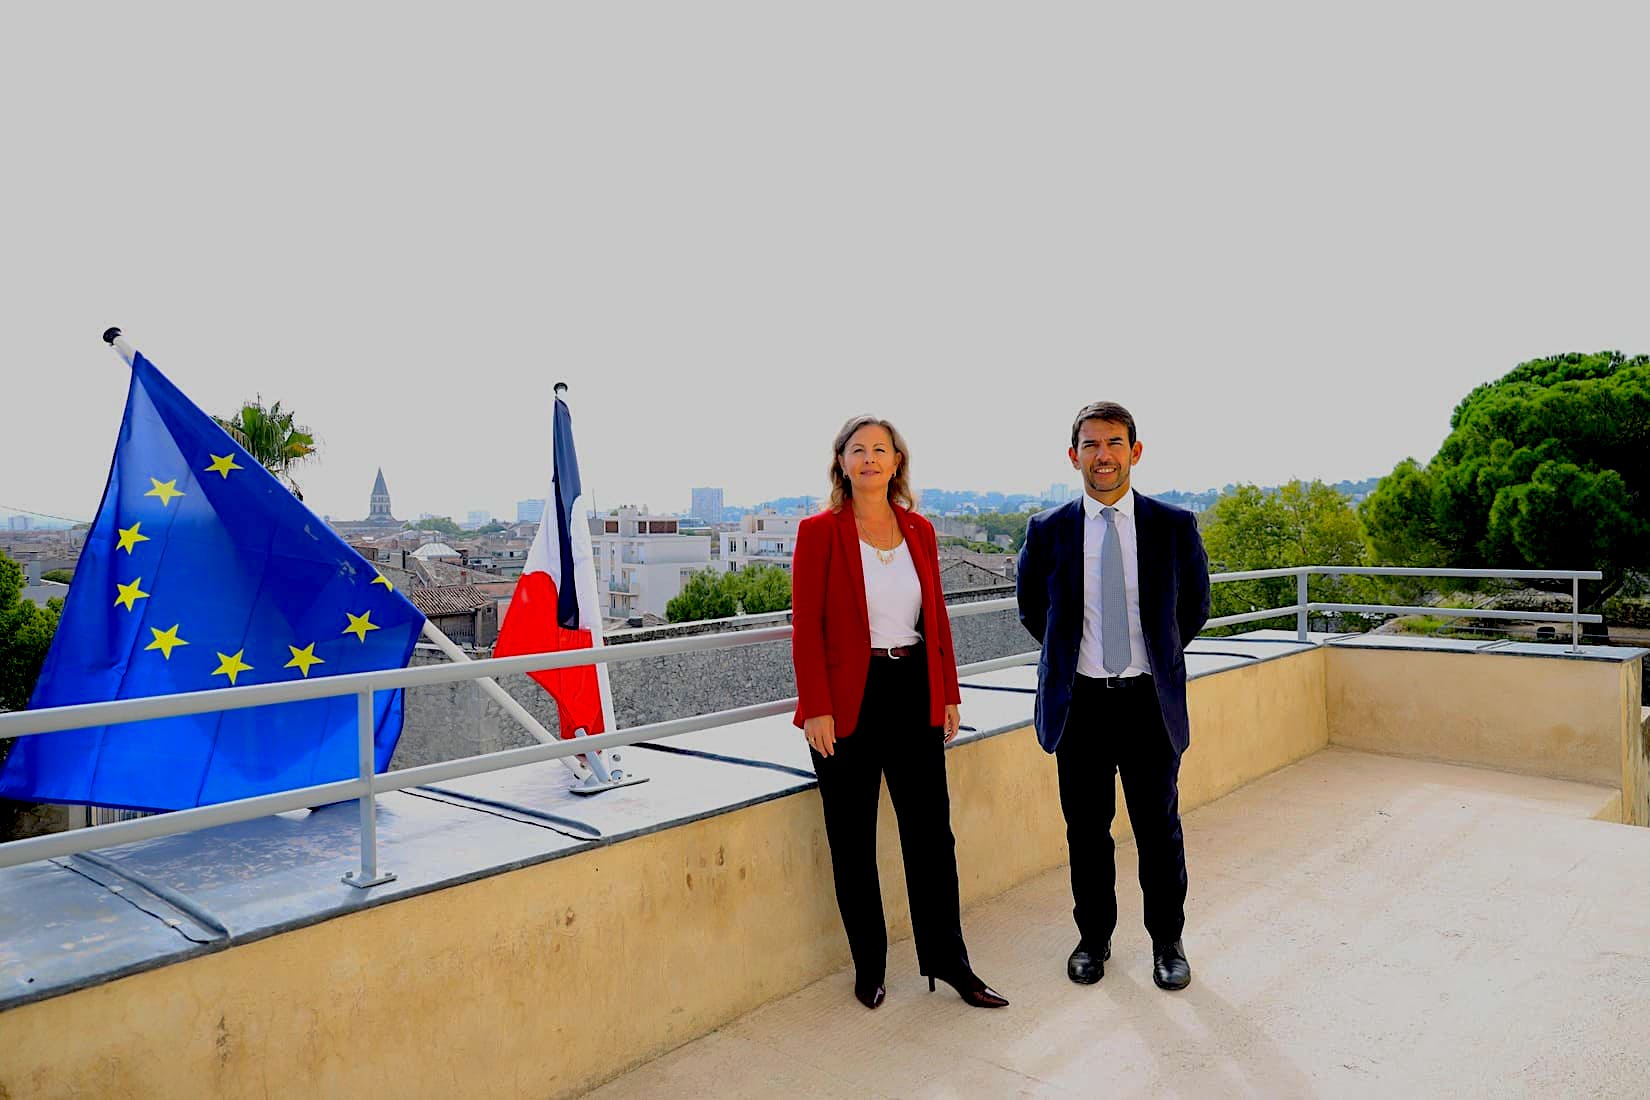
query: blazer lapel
[
  {"left": 835, "top": 506, "right": 870, "bottom": 636},
  {"left": 892, "top": 504, "right": 937, "bottom": 622},
  {"left": 1060, "top": 498, "right": 1085, "bottom": 604}
]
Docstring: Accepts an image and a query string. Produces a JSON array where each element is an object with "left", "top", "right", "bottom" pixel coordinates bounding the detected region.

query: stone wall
[{"left": 391, "top": 587, "right": 1028, "bottom": 769}]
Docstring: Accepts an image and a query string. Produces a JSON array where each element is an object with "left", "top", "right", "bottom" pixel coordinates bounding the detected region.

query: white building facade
[
  {"left": 721, "top": 509, "right": 802, "bottom": 575},
  {"left": 590, "top": 507, "right": 713, "bottom": 620}
]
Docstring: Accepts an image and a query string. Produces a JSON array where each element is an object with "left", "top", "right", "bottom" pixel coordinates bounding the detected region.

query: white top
[
  {"left": 860, "top": 540, "right": 924, "bottom": 649},
  {"left": 1077, "top": 488, "right": 1151, "bottom": 678}
]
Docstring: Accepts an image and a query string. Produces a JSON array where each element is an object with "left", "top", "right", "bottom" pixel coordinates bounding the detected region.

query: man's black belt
[{"left": 1077, "top": 672, "right": 1153, "bottom": 690}]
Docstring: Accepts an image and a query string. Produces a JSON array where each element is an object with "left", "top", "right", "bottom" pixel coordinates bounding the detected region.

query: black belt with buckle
[
  {"left": 1079, "top": 672, "right": 1152, "bottom": 690},
  {"left": 871, "top": 645, "right": 919, "bottom": 660}
]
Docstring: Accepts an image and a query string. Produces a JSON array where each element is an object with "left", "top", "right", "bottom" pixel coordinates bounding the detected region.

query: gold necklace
[{"left": 855, "top": 516, "right": 900, "bottom": 566}]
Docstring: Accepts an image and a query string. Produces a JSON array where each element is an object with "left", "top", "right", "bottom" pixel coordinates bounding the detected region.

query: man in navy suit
[{"left": 1016, "top": 402, "right": 1210, "bottom": 990}]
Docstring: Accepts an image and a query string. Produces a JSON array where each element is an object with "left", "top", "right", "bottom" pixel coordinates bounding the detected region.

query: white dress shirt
[{"left": 1077, "top": 488, "right": 1151, "bottom": 679}]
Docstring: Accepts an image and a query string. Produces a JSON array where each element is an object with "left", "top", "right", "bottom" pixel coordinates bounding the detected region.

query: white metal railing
[{"left": 0, "top": 566, "right": 1606, "bottom": 884}]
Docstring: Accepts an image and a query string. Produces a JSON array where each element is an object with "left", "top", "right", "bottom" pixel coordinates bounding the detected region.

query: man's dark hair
[{"left": 1070, "top": 401, "right": 1137, "bottom": 449}]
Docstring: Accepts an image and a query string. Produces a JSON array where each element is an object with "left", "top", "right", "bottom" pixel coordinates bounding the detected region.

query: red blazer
[{"left": 790, "top": 504, "right": 962, "bottom": 737}]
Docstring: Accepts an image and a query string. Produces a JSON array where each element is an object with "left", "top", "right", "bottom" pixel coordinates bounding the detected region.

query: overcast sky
[{"left": 3, "top": 4, "right": 1645, "bottom": 525}]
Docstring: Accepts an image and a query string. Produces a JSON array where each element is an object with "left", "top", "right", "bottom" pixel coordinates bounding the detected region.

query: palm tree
[{"left": 213, "top": 397, "right": 317, "bottom": 499}]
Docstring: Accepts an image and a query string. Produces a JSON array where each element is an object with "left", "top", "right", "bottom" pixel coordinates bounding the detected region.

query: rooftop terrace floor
[{"left": 588, "top": 747, "right": 1650, "bottom": 1099}]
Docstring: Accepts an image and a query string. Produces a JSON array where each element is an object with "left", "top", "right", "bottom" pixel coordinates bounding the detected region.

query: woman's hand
[
  {"left": 943, "top": 705, "right": 961, "bottom": 743},
  {"left": 804, "top": 715, "right": 837, "bottom": 757}
]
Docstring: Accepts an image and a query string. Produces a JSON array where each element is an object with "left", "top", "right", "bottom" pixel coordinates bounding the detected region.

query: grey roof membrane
[{"left": 1, "top": 631, "right": 1641, "bottom": 1011}]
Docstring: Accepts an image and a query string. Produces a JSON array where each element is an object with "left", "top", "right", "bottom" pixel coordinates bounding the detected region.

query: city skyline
[
  {"left": 1, "top": 466, "right": 1388, "bottom": 529},
  {"left": 3, "top": 7, "right": 1645, "bottom": 530}
]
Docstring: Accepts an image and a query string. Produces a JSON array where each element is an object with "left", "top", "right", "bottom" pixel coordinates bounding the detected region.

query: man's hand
[
  {"left": 804, "top": 715, "right": 837, "bottom": 757},
  {"left": 943, "top": 704, "right": 962, "bottom": 743}
]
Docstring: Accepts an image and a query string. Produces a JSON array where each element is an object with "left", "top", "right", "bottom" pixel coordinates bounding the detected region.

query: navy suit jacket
[{"left": 1016, "top": 493, "right": 1210, "bottom": 756}]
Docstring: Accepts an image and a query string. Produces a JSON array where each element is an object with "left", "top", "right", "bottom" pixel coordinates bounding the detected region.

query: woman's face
[{"left": 839, "top": 424, "right": 900, "bottom": 500}]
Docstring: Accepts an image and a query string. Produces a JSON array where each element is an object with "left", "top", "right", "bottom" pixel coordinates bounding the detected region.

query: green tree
[
  {"left": 409, "top": 516, "right": 463, "bottom": 538},
  {"left": 974, "top": 511, "right": 1035, "bottom": 551},
  {"left": 213, "top": 397, "right": 317, "bottom": 496},
  {"left": 1362, "top": 351, "right": 1650, "bottom": 597},
  {"left": 474, "top": 521, "right": 507, "bottom": 535},
  {"left": 729, "top": 564, "right": 792, "bottom": 614},
  {"left": 0, "top": 553, "right": 60, "bottom": 713},
  {"left": 1200, "top": 481, "right": 1373, "bottom": 632},
  {"left": 666, "top": 569, "right": 738, "bottom": 622},
  {"left": 0, "top": 553, "right": 62, "bottom": 839},
  {"left": 939, "top": 536, "right": 1003, "bottom": 554},
  {"left": 666, "top": 565, "right": 794, "bottom": 622}
]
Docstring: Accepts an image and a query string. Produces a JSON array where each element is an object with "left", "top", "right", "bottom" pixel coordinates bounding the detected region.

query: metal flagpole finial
[
  {"left": 553, "top": 382, "right": 569, "bottom": 398},
  {"left": 102, "top": 326, "right": 137, "bottom": 367}
]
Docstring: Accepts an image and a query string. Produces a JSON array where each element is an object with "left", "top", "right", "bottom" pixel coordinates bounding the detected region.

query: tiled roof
[{"left": 407, "top": 585, "right": 490, "bottom": 617}]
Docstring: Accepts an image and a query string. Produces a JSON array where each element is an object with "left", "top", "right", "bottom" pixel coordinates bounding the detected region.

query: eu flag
[{"left": 0, "top": 351, "right": 425, "bottom": 812}]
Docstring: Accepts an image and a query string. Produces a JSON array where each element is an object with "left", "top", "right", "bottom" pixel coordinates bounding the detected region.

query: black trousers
[
  {"left": 1056, "top": 673, "right": 1188, "bottom": 949},
  {"left": 810, "top": 651, "right": 969, "bottom": 986}
]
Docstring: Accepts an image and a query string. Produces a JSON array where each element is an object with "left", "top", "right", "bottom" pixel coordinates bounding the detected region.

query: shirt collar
[{"left": 1082, "top": 487, "right": 1136, "bottom": 521}]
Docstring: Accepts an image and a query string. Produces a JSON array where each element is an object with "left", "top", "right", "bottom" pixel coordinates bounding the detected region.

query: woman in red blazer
[{"left": 791, "top": 414, "right": 1008, "bottom": 1011}]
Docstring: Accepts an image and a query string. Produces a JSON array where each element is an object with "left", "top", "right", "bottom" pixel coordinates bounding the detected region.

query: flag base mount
[
  {"left": 569, "top": 772, "right": 650, "bottom": 796},
  {"left": 342, "top": 870, "right": 398, "bottom": 889},
  {"left": 566, "top": 732, "right": 648, "bottom": 795}
]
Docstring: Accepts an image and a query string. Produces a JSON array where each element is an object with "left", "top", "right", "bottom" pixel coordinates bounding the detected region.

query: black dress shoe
[
  {"left": 1066, "top": 940, "right": 1110, "bottom": 985},
  {"left": 854, "top": 980, "right": 886, "bottom": 1010},
  {"left": 1152, "top": 940, "right": 1191, "bottom": 991},
  {"left": 927, "top": 969, "right": 1010, "bottom": 1008}
]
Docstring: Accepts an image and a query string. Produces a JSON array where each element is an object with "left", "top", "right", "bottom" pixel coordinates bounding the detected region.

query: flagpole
[
  {"left": 101, "top": 326, "right": 587, "bottom": 783},
  {"left": 419, "top": 622, "right": 590, "bottom": 780},
  {"left": 102, "top": 326, "right": 137, "bottom": 367},
  {"left": 543, "top": 382, "right": 642, "bottom": 793}
]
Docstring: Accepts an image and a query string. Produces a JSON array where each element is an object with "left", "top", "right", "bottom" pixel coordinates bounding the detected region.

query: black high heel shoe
[
  {"left": 926, "top": 969, "right": 1009, "bottom": 1008},
  {"left": 854, "top": 979, "right": 886, "bottom": 1010}
]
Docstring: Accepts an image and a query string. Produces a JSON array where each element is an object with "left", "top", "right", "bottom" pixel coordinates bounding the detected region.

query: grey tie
[{"left": 1100, "top": 506, "right": 1131, "bottom": 675}]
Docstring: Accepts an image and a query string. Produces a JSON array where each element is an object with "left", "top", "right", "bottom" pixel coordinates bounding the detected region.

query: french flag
[{"left": 493, "top": 391, "right": 616, "bottom": 740}]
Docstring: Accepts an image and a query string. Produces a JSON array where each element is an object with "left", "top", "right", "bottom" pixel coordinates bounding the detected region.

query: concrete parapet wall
[
  {"left": 0, "top": 649, "right": 1331, "bottom": 1100},
  {"left": 1324, "top": 648, "right": 1641, "bottom": 796}
]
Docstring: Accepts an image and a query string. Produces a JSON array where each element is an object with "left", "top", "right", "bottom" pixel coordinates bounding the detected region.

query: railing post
[
  {"left": 1571, "top": 576, "right": 1581, "bottom": 653},
  {"left": 1297, "top": 570, "right": 1310, "bottom": 642},
  {"left": 342, "top": 688, "right": 396, "bottom": 889}
]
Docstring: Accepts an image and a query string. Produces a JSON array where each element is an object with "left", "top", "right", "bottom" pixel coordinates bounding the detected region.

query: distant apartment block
[
  {"left": 6, "top": 516, "right": 31, "bottom": 531},
  {"left": 516, "top": 499, "right": 545, "bottom": 523},
  {"left": 591, "top": 507, "right": 712, "bottom": 620},
  {"left": 722, "top": 509, "right": 800, "bottom": 574},
  {"left": 466, "top": 511, "right": 491, "bottom": 529},
  {"left": 689, "top": 487, "right": 724, "bottom": 524}
]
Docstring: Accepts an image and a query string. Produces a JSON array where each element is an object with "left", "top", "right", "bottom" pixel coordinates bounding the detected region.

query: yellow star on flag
[
  {"left": 115, "top": 521, "right": 150, "bottom": 554},
  {"left": 284, "top": 643, "right": 325, "bottom": 678},
  {"left": 204, "top": 453, "right": 242, "bottom": 478},
  {"left": 145, "top": 624, "right": 189, "bottom": 659},
  {"left": 113, "top": 577, "right": 150, "bottom": 612},
  {"left": 144, "top": 477, "right": 185, "bottom": 506},
  {"left": 342, "top": 610, "right": 380, "bottom": 642},
  {"left": 212, "top": 650, "right": 253, "bottom": 686},
  {"left": 372, "top": 572, "right": 394, "bottom": 592}
]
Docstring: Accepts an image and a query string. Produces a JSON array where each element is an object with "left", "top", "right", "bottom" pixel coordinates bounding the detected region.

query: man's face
[{"left": 1069, "top": 419, "right": 1142, "bottom": 501}]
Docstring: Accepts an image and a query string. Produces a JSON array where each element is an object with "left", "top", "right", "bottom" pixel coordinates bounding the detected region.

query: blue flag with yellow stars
[{"left": 0, "top": 351, "right": 426, "bottom": 812}]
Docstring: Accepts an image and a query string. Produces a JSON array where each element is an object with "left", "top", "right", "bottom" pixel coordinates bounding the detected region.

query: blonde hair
[{"left": 827, "top": 415, "right": 917, "bottom": 512}]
